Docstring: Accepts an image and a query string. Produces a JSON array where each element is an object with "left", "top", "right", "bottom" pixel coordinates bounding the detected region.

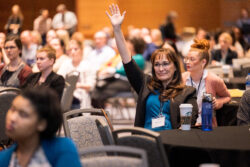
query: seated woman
[
  {"left": 183, "top": 39, "right": 231, "bottom": 126},
  {"left": 91, "top": 37, "right": 145, "bottom": 108},
  {"left": 0, "top": 87, "right": 81, "bottom": 167},
  {"left": 211, "top": 32, "right": 237, "bottom": 65},
  {"left": 58, "top": 39, "right": 96, "bottom": 109},
  {"left": 22, "top": 46, "right": 65, "bottom": 100},
  {"left": 0, "top": 36, "right": 32, "bottom": 88},
  {"left": 106, "top": 4, "right": 198, "bottom": 131}
]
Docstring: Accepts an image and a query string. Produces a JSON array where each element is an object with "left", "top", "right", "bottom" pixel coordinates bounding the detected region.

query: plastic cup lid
[{"left": 179, "top": 104, "right": 193, "bottom": 108}]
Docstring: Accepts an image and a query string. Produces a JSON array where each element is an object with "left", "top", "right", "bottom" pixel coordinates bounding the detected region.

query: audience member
[
  {"left": 33, "top": 9, "right": 52, "bottom": 45},
  {"left": 0, "top": 32, "right": 6, "bottom": 65},
  {"left": 87, "top": 30, "right": 116, "bottom": 71},
  {"left": 237, "top": 89, "right": 250, "bottom": 126},
  {"left": 52, "top": 4, "right": 77, "bottom": 37},
  {"left": 56, "top": 29, "right": 70, "bottom": 51},
  {"left": 232, "top": 26, "right": 249, "bottom": 52},
  {"left": 58, "top": 40, "right": 96, "bottom": 109},
  {"left": 22, "top": 46, "right": 65, "bottom": 100},
  {"left": 5, "top": 4, "right": 23, "bottom": 36},
  {"left": 183, "top": 39, "right": 231, "bottom": 125},
  {"left": 71, "top": 31, "right": 93, "bottom": 57},
  {"left": 143, "top": 29, "right": 163, "bottom": 61},
  {"left": 236, "top": 8, "right": 250, "bottom": 43},
  {"left": 181, "top": 28, "right": 207, "bottom": 57},
  {"left": 46, "top": 29, "right": 57, "bottom": 45},
  {"left": 160, "top": 11, "right": 178, "bottom": 42},
  {"left": 49, "top": 37, "right": 70, "bottom": 72},
  {"left": 91, "top": 37, "right": 145, "bottom": 108},
  {"left": 20, "top": 30, "right": 38, "bottom": 67},
  {"left": 140, "top": 27, "right": 152, "bottom": 44},
  {"left": 106, "top": 4, "right": 198, "bottom": 131},
  {"left": 0, "top": 87, "right": 81, "bottom": 167},
  {"left": 0, "top": 36, "right": 31, "bottom": 87},
  {"left": 211, "top": 32, "right": 238, "bottom": 65},
  {"left": 31, "top": 30, "right": 43, "bottom": 47}
]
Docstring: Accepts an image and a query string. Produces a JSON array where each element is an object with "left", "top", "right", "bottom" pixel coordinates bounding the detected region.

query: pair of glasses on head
[
  {"left": 154, "top": 62, "right": 170, "bottom": 68},
  {"left": 4, "top": 46, "right": 17, "bottom": 50}
]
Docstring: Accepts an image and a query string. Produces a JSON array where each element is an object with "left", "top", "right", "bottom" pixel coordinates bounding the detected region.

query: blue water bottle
[
  {"left": 246, "top": 73, "right": 250, "bottom": 90},
  {"left": 201, "top": 93, "right": 213, "bottom": 131}
]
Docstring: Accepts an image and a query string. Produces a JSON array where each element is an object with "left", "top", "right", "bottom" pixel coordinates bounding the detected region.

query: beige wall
[
  {"left": 220, "top": 0, "right": 250, "bottom": 29},
  {"left": 76, "top": 0, "right": 222, "bottom": 37}
]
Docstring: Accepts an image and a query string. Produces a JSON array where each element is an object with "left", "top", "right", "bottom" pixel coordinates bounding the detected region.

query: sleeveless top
[{"left": 0, "top": 63, "right": 25, "bottom": 88}]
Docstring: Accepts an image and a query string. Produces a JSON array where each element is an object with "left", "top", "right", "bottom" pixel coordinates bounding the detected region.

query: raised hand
[{"left": 106, "top": 4, "right": 126, "bottom": 27}]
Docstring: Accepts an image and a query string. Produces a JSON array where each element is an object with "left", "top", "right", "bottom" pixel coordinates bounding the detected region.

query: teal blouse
[{"left": 144, "top": 92, "right": 172, "bottom": 131}]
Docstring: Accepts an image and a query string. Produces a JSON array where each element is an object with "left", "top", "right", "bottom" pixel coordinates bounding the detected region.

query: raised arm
[{"left": 106, "top": 4, "right": 131, "bottom": 64}]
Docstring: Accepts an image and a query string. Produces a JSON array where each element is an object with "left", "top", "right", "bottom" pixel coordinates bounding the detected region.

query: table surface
[{"left": 160, "top": 126, "right": 250, "bottom": 151}]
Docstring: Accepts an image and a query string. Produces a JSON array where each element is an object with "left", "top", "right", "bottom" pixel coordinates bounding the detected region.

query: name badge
[{"left": 152, "top": 116, "right": 165, "bottom": 128}]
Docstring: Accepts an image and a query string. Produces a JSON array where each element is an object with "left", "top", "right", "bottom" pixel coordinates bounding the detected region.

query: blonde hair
[{"left": 219, "top": 32, "right": 233, "bottom": 45}]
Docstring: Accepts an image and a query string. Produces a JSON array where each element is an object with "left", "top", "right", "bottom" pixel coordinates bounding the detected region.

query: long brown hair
[{"left": 148, "top": 48, "right": 184, "bottom": 101}]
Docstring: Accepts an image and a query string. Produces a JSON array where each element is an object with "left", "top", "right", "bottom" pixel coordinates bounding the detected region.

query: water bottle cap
[{"left": 248, "top": 73, "right": 250, "bottom": 75}]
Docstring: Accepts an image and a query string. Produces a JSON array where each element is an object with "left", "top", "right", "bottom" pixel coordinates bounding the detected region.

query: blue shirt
[
  {"left": 0, "top": 137, "right": 82, "bottom": 167},
  {"left": 144, "top": 92, "right": 172, "bottom": 131}
]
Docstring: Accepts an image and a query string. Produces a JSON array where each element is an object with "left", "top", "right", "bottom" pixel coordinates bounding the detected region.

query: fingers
[
  {"left": 105, "top": 11, "right": 112, "bottom": 21},
  {"left": 122, "top": 11, "right": 126, "bottom": 17},
  {"left": 112, "top": 4, "right": 116, "bottom": 14},
  {"left": 115, "top": 4, "right": 120, "bottom": 14},
  {"left": 109, "top": 5, "right": 114, "bottom": 15},
  {"left": 108, "top": 4, "right": 122, "bottom": 15}
]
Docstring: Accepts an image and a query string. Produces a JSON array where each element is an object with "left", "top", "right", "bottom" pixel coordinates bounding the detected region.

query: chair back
[
  {"left": 0, "top": 87, "right": 20, "bottom": 144},
  {"left": 113, "top": 127, "right": 169, "bottom": 167},
  {"left": 63, "top": 108, "right": 112, "bottom": 151},
  {"left": 61, "top": 71, "right": 79, "bottom": 112},
  {"left": 80, "top": 145, "right": 148, "bottom": 167}
]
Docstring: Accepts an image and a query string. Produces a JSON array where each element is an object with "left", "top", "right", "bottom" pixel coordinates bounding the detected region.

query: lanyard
[
  {"left": 159, "top": 101, "right": 163, "bottom": 117},
  {"left": 190, "top": 74, "right": 203, "bottom": 95}
]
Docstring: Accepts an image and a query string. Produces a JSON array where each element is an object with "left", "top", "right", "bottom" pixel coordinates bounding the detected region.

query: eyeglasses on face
[
  {"left": 4, "top": 46, "right": 17, "bottom": 50},
  {"left": 154, "top": 62, "right": 170, "bottom": 68}
]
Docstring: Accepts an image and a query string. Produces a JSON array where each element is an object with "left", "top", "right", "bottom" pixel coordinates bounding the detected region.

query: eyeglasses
[
  {"left": 154, "top": 62, "right": 170, "bottom": 68},
  {"left": 4, "top": 46, "right": 17, "bottom": 50}
]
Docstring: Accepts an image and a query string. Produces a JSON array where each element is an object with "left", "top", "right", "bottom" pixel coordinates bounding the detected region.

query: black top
[
  {"left": 1, "top": 70, "right": 14, "bottom": 85},
  {"left": 6, "top": 16, "right": 23, "bottom": 36},
  {"left": 211, "top": 48, "right": 238, "bottom": 65},
  {"left": 123, "top": 59, "right": 198, "bottom": 128},
  {"left": 22, "top": 72, "right": 65, "bottom": 100}
]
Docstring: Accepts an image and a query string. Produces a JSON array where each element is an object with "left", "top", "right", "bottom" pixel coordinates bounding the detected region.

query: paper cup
[{"left": 179, "top": 104, "right": 193, "bottom": 130}]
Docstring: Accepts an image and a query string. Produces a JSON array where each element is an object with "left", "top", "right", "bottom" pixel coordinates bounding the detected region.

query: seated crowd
[{"left": 0, "top": 3, "right": 249, "bottom": 167}]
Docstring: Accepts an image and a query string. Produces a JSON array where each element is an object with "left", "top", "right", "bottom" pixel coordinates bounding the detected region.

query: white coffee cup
[{"left": 179, "top": 104, "right": 193, "bottom": 130}]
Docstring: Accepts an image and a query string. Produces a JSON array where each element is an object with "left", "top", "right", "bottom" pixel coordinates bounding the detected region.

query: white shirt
[
  {"left": 53, "top": 54, "right": 71, "bottom": 73},
  {"left": 87, "top": 45, "right": 116, "bottom": 71},
  {"left": 57, "top": 59, "right": 96, "bottom": 108},
  {"left": 52, "top": 11, "right": 77, "bottom": 30},
  {"left": 185, "top": 70, "right": 208, "bottom": 124}
]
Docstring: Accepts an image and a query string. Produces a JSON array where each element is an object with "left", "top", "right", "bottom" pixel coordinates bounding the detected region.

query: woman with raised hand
[
  {"left": 106, "top": 4, "right": 198, "bottom": 131},
  {"left": 0, "top": 87, "right": 81, "bottom": 167},
  {"left": 183, "top": 39, "right": 231, "bottom": 126}
]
